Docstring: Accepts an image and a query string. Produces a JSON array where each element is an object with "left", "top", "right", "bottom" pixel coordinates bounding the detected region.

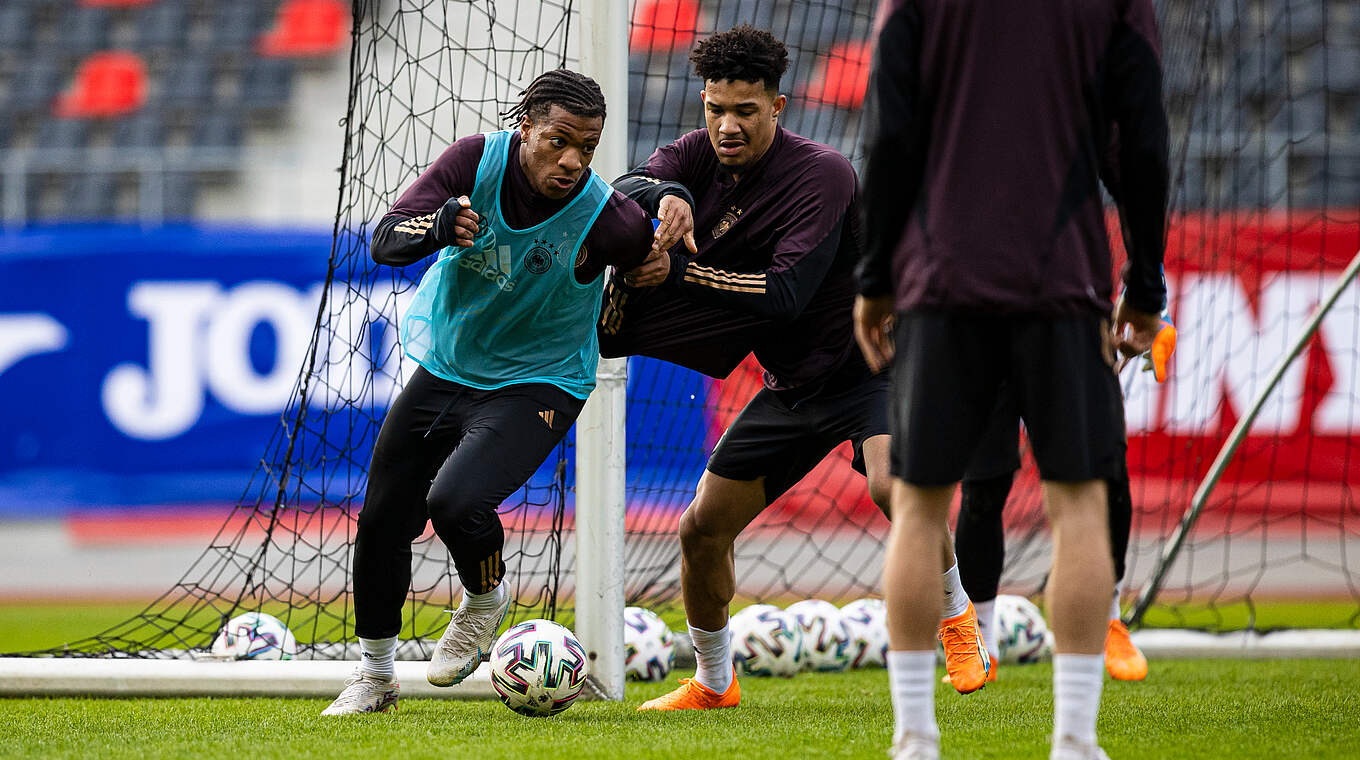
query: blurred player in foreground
[
  {"left": 853, "top": 0, "right": 1169, "bottom": 757},
  {"left": 600, "top": 25, "right": 988, "bottom": 712},
  {"left": 322, "top": 69, "right": 658, "bottom": 715}
]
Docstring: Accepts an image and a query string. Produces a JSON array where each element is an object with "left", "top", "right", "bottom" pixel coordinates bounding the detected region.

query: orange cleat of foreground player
[
  {"left": 637, "top": 667, "right": 741, "bottom": 711},
  {"left": 942, "top": 653, "right": 998, "bottom": 686},
  {"left": 938, "top": 600, "right": 991, "bottom": 694},
  {"left": 1104, "top": 619, "right": 1148, "bottom": 681}
]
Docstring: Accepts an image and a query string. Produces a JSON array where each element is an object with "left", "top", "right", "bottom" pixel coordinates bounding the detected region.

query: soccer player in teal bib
[{"left": 322, "top": 69, "right": 657, "bottom": 716}]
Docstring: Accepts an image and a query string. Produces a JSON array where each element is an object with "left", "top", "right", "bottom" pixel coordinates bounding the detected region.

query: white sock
[
  {"left": 888, "top": 650, "right": 940, "bottom": 745},
  {"left": 462, "top": 584, "right": 506, "bottom": 613},
  {"left": 359, "top": 636, "right": 398, "bottom": 680},
  {"left": 1053, "top": 653, "right": 1105, "bottom": 746},
  {"left": 975, "top": 598, "right": 999, "bottom": 662},
  {"left": 1109, "top": 581, "right": 1123, "bottom": 622},
  {"left": 688, "top": 623, "right": 733, "bottom": 693},
  {"left": 941, "top": 562, "right": 970, "bottom": 619}
]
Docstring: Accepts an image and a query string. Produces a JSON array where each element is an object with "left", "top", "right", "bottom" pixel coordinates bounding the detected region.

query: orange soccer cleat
[
  {"left": 1104, "top": 619, "right": 1148, "bottom": 681},
  {"left": 938, "top": 601, "right": 991, "bottom": 694},
  {"left": 942, "top": 653, "right": 998, "bottom": 686},
  {"left": 637, "top": 668, "right": 741, "bottom": 711}
]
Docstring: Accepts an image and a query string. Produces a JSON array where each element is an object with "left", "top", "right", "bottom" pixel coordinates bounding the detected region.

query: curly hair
[
  {"left": 501, "top": 68, "right": 607, "bottom": 125},
  {"left": 689, "top": 24, "right": 789, "bottom": 92}
]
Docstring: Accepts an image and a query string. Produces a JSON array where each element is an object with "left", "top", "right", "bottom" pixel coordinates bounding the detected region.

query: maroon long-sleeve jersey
[
  {"left": 857, "top": 0, "right": 1169, "bottom": 317},
  {"left": 607, "top": 127, "right": 865, "bottom": 394}
]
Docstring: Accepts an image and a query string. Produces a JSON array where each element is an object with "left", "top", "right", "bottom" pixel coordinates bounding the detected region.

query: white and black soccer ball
[
  {"left": 994, "top": 595, "right": 1055, "bottom": 664},
  {"left": 787, "top": 599, "right": 852, "bottom": 672},
  {"left": 490, "top": 619, "right": 589, "bottom": 716},
  {"left": 210, "top": 611, "right": 297, "bottom": 660},
  {"left": 623, "top": 606, "right": 675, "bottom": 682},
  {"left": 839, "top": 597, "right": 889, "bottom": 668},
  {"left": 729, "top": 604, "right": 802, "bottom": 677}
]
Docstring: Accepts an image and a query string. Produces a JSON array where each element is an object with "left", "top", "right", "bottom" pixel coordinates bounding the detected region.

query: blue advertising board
[{"left": 0, "top": 226, "right": 710, "bottom": 516}]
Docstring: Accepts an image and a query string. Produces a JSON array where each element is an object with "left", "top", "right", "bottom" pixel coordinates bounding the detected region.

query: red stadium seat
[
  {"left": 630, "top": 0, "right": 700, "bottom": 53},
  {"left": 803, "top": 40, "right": 871, "bottom": 109},
  {"left": 259, "top": 0, "right": 350, "bottom": 58},
  {"left": 53, "top": 51, "right": 148, "bottom": 119}
]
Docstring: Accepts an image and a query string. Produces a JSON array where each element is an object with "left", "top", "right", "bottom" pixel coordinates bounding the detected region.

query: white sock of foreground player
[
  {"left": 1108, "top": 580, "right": 1123, "bottom": 622},
  {"left": 888, "top": 650, "right": 939, "bottom": 744},
  {"left": 359, "top": 635, "right": 398, "bottom": 680},
  {"left": 940, "top": 562, "right": 970, "bottom": 619},
  {"left": 689, "top": 624, "right": 732, "bottom": 692},
  {"left": 1053, "top": 653, "right": 1105, "bottom": 746},
  {"left": 974, "top": 598, "right": 999, "bottom": 662}
]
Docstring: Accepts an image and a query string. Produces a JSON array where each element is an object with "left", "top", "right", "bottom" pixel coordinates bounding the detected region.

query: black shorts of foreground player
[
  {"left": 599, "top": 25, "right": 989, "bottom": 712},
  {"left": 321, "top": 69, "right": 657, "bottom": 716},
  {"left": 853, "top": 0, "right": 1170, "bottom": 758}
]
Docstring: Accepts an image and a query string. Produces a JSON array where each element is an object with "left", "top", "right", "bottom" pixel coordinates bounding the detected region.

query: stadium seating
[
  {"left": 258, "top": 0, "right": 348, "bottom": 58},
  {"left": 0, "top": 0, "right": 1355, "bottom": 223},
  {"left": 54, "top": 52, "right": 148, "bottom": 118}
]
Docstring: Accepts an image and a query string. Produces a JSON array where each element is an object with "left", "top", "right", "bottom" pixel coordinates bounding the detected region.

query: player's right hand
[
  {"left": 1112, "top": 293, "right": 1162, "bottom": 368},
  {"left": 433, "top": 195, "right": 479, "bottom": 248},
  {"left": 853, "top": 295, "right": 896, "bottom": 373},
  {"left": 654, "top": 194, "right": 697, "bottom": 256}
]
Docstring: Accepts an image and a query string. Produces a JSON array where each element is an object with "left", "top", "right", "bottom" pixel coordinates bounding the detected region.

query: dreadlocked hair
[
  {"left": 690, "top": 25, "right": 789, "bottom": 92},
  {"left": 501, "top": 68, "right": 607, "bottom": 125}
]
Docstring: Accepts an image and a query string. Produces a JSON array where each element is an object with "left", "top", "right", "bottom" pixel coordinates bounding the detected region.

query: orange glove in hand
[{"left": 1144, "top": 315, "right": 1176, "bottom": 383}]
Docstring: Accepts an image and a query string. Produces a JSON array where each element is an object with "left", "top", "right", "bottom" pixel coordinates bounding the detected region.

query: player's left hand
[
  {"left": 1112, "top": 293, "right": 1161, "bottom": 365},
  {"left": 622, "top": 247, "right": 671, "bottom": 288},
  {"left": 853, "top": 294, "right": 896, "bottom": 373},
  {"left": 1143, "top": 314, "right": 1176, "bottom": 382}
]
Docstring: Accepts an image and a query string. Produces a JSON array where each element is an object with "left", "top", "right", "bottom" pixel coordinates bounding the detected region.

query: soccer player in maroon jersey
[
  {"left": 853, "top": 0, "right": 1169, "bottom": 757},
  {"left": 599, "top": 25, "right": 989, "bottom": 711}
]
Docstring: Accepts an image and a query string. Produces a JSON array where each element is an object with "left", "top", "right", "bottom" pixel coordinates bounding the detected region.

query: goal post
[{"left": 571, "top": 0, "right": 632, "bottom": 701}]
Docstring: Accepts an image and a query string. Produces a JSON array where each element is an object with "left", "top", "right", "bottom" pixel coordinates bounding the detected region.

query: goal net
[{"left": 20, "top": 0, "right": 1358, "bottom": 667}]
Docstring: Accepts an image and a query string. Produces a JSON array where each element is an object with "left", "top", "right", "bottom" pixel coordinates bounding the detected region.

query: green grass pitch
[{"left": 2, "top": 601, "right": 1357, "bottom": 759}]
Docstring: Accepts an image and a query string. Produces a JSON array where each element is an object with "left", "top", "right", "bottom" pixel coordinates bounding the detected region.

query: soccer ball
[
  {"left": 994, "top": 594, "right": 1055, "bottom": 664},
  {"left": 489, "top": 619, "right": 589, "bottom": 716},
  {"left": 729, "top": 604, "right": 802, "bottom": 677},
  {"left": 209, "top": 611, "right": 297, "bottom": 660},
  {"left": 839, "top": 598, "right": 888, "bottom": 668},
  {"left": 786, "top": 599, "right": 851, "bottom": 671},
  {"left": 623, "top": 606, "right": 675, "bottom": 682}
]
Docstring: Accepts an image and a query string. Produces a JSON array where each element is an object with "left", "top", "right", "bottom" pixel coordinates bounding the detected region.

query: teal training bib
[{"left": 401, "top": 130, "right": 612, "bottom": 398}]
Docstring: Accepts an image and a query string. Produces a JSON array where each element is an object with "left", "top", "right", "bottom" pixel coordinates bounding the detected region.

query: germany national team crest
[
  {"left": 525, "top": 238, "right": 556, "bottom": 274},
  {"left": 711, "top": 206, "right": 742, "bottom": 239}
]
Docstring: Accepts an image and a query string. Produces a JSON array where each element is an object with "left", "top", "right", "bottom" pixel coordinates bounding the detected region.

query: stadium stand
[{"left": 0, "top": 0, "right": 1355, "bottom": 224}]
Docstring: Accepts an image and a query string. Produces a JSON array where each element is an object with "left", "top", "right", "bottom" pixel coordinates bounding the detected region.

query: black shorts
[
  {"left": 891, "top": 311, "right": 1125, "bottom": 485},
  {"left": 706, "top": 359, "right": 891, "bottom": 504}
]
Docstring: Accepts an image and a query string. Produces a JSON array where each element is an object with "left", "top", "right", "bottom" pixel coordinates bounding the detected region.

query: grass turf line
[{"left": 1, "top": 660, "right": 1356, "bottom": 759}]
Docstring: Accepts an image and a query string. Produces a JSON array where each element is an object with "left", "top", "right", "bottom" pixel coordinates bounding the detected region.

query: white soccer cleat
[
  {"left": 321, "top": 669, "right": 399, "bottom": 715},
  {"left": 426, "top": 592, "right": 511, "bottom": 687},
  {"left": 1050, "top": 735, "right": 1112, "bottom": 760},
  {"left": 890, "top": 732, "right": 941, "bottom": 760}
]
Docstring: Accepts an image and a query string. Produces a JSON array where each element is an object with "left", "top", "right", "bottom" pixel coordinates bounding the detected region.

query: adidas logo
[
  {"left": 459, "top": 243, "right": 517, "bottom": 292},
  {"left": 538, "top": 410, "right": 556, "bottom": 428}
]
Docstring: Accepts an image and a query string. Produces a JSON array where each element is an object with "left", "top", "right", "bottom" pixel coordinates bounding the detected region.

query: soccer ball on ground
[
  {"left": 729, "top": 604, "right": 802, "bottom": 677},
  {"left": 489, "top": 619, "right": 589, "bottom": 716},
  {"left": 786, "top": 599, "right": 851, "bottom": 672},
  {"left": 623, "top": 606, "right": 675, "bottom": 682},
  {"left": 839, "top": 597, "right": 888, "bottom": 668},
  {"left": 210, "top": 611, "right": 297, "bottom": 660},
  {"left": 993, "top": 594, "right": 1055, "bottom": 664}
]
